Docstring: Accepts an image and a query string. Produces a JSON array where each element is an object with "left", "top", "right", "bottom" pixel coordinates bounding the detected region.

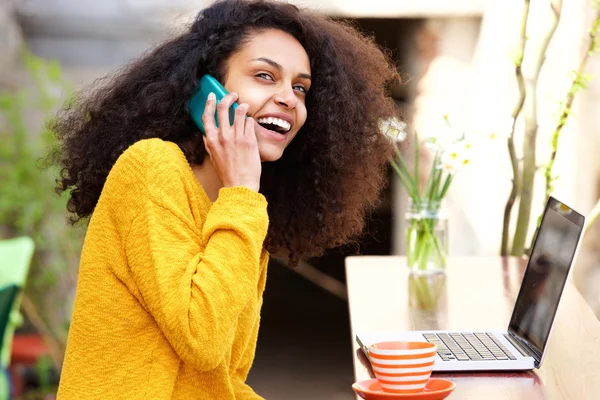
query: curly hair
[{"left": 51, "top": 0, "right": 400, "bottom": 265}]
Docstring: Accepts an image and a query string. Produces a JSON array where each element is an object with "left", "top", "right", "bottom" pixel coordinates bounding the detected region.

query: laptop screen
[{"left": 508, "top": 197, "right": 584, "bottom": 357}]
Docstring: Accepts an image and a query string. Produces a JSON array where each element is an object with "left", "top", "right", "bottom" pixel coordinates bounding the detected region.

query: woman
[{"left": 53, "top": 0, "right": 399, "bottom": 398}]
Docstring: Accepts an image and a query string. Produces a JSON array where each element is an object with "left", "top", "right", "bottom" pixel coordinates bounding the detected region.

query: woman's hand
[{"left": 202, "top": 92, "right": 262, "bottom": 192}]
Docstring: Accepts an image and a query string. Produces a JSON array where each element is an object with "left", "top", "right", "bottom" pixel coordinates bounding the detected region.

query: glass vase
[{"left": 405, "top": 199, "right": 448, "bottom": 274}]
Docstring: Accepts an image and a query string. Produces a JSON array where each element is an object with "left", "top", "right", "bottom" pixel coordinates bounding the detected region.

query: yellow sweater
[{"left": 57, "top": 138, "right": 270, "bottom": 399}]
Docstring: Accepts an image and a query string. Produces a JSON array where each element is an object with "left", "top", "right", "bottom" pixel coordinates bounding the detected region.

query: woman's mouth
[
  {"left": 256, "top": 117, "right": 291, "bottom": 134},
  {"left": 255, "top": 118, "right": 290, "bottom": 142}
]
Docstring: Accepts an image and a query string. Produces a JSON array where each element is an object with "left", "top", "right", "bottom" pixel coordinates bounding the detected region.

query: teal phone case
[{"left": 189, "top": 75, "right": 239, "bottom": 135}]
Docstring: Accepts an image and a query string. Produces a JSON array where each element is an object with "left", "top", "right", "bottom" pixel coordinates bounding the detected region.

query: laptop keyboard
[{"left": 423, "top": 332, "right": 517, "bottom": 361}]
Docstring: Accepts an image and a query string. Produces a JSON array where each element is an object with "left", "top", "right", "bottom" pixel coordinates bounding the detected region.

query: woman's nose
[{"left": 273, "top": 85, "right": 297, "bottom": 109}]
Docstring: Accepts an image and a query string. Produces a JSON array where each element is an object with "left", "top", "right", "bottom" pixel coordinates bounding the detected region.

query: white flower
[
  {"left": 437, "top": 141, "right": 471, "bottom": 175},
  {"left": 421, "top": 115, "right": 464, "bottom": 150},
  {"left": 380, "top": 117, "right": 407, "bottom": 143},
  {"left": 439, "top": 158, "right": 459, "bottom": 174}
]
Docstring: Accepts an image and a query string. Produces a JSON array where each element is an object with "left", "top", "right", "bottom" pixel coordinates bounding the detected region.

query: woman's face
[{"left": 223, "top": 29, "right": 311, "bottom": 162}]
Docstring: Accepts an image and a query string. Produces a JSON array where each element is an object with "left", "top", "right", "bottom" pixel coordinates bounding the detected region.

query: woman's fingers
[
  {"left": 201, "top": 92, "right": 218, "bottom": 139},
  {"left": 202, "top": 136, "right": 212, "bottom": 159},
  {"left": 244, "top": 117, "right": 256, "bottom": 141},
  {"left": 201, "top": 92, "right": 261, "bottom": 192},
  {"left": 234, "top": 103, "right": 250, "bottom": 138},
  {"left": 216, "top": 92, "right": 239, "bottom": 137}
]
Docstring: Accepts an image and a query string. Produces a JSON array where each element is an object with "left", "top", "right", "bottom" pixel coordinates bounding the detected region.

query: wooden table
[{"left": 345, "top": 256, "right": 600, "bottom": 400}]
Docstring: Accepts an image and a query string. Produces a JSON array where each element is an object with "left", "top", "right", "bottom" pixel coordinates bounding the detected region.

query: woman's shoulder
[
  {"left": 111, "top": 138, "right": 191, "bottom": 178},
  {"left": 105, "top": 138, "right": 197, "bottom": 201},
  {"left": 92, "top": 138, "right": 204, "bottom": 240},
  {"left": 119, "top": 138, "right": 184, "bottom": 166}
]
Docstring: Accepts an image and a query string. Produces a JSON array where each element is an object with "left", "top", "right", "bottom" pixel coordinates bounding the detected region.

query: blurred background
[{"left": 1, "top": 0, "right": 599, "bottom": 398}]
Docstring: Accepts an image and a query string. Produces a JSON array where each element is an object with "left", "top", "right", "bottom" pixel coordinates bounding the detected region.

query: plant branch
[
  {"left": 502, "top": 0, "right": 531, "bottom": 256},
  {"left": 20, "top": 294, "right": 64, "bottom": 370},
  {"left": 512, "top": 0, "right": 563, "bottom": 256},
  {"left": 528, "top": 4, "right": 600, "bottom": 251},
  {"left": 543, "top": 4, "right": 600, "bottom": 199},
  {"left": 586, "top": 196, "right": 600, "bottom": 233}
]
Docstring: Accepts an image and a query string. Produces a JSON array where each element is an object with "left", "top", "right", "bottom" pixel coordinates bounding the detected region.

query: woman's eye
[
  {"left": 294, "top": 85, "right": 307, "bottom": 93},
  {"left": 256, "top": 73, "right": 273, "bottom": 81}
]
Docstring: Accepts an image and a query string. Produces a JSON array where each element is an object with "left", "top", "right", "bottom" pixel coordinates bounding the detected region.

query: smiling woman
[
  {"left": 216, "top": 29, "right": 311, "bottom": 162},
  {"left": 48, "top": 0, "right": 400, "bottom": 398}
]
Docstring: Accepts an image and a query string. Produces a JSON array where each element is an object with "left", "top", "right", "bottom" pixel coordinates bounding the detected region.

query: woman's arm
[{"left": 126, "top": 185, "right": 268, "bottom": 372}]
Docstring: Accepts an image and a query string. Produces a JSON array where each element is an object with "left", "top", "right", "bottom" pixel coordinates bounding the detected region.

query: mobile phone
[{"left": 188, "top": 74, "right": 239, "bottom": 135}]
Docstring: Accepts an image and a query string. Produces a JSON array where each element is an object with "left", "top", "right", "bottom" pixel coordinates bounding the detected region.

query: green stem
[
  {"left": 392, "top": 147, "right": 421, "bottom": 201},
  {"left": 390, "top": 159, "right": 419, "bottom": 200},
  {"left": 501, "top": 0, "right": 530, "bottom": 256},
  {"left": 512, "top": 0, "right": 562, "bottom": 257},
  {"left": 428, "top": 167, "right": 443, "bottom": 204},
  {"left": 424, "top": 219, "right": 447, "bottom": 268},
  {"left": 423, "top": 153, "right": 440, "bottom": 200},
  {"left": 395, "top": 149, "right": 418, "bottom": 188},
  {"left": 419, "top": 235, "right": 430, "bottom": 270},
  {"left": 407, "top": 217, "right": 447, "bottom": 271},
  {"left": 439, "top": 174, "right": 454, "bottom": 199},
  {"left": 414, "top": 134, "right": 420, "bottom": 195}
]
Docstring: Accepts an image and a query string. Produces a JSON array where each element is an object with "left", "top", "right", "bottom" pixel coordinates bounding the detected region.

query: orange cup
[{"left": 368, "top": 341, "right": 437, "bottom": 394}]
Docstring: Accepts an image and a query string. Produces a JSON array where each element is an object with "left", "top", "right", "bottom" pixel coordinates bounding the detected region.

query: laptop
[{"left": 355, "top": 196, "right": 585, "bottom": 371}]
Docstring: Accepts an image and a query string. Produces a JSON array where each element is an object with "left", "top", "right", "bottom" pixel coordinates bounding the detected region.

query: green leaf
[
  {"left": 394, "top": 148, "right": 418, "bottom": 190},
  {"left": 439, "top": 174, "right": 454, "bottom": 199},
  {"left": 414, "top": 133, "right": 419, "bottom": 198},
  {"left": 391, "top": 159, "right": 419, "bottom": 200},
  {"left": 47, "top": 60, "right": 63, "bottom": 82},
  {"left": 423, "top": 152, "right": 440, "bottom": 201}
]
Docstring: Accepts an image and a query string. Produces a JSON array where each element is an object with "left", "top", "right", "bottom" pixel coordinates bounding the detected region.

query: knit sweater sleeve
[{"left": 121, "top": 140, "right": 269, "bottom": 372}]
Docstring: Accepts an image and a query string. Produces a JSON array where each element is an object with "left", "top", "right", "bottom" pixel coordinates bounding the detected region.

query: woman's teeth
[{"left": 257, "top": 117, "right": 291, "bottom": 132}]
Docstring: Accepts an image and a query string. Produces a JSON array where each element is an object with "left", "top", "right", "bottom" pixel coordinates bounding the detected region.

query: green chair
[
  {"left": 0, "top": 237, "right": 35, "bottom": 399},
  {"left": 0, "top": 285, "right": 19, "bottom": 399}
]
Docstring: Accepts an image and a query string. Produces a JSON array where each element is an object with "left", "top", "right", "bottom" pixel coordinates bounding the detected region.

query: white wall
[
  {"left": 0, "top": 0, "right": 24, "bottom": 87},
  {"left": 409, "top": 0, "right": 599, "bottom": 256}
]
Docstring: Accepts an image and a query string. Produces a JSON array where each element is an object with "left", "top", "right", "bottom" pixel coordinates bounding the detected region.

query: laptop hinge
[{"left": 506, "top": 332, "right": 541, "bottom": 367}]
